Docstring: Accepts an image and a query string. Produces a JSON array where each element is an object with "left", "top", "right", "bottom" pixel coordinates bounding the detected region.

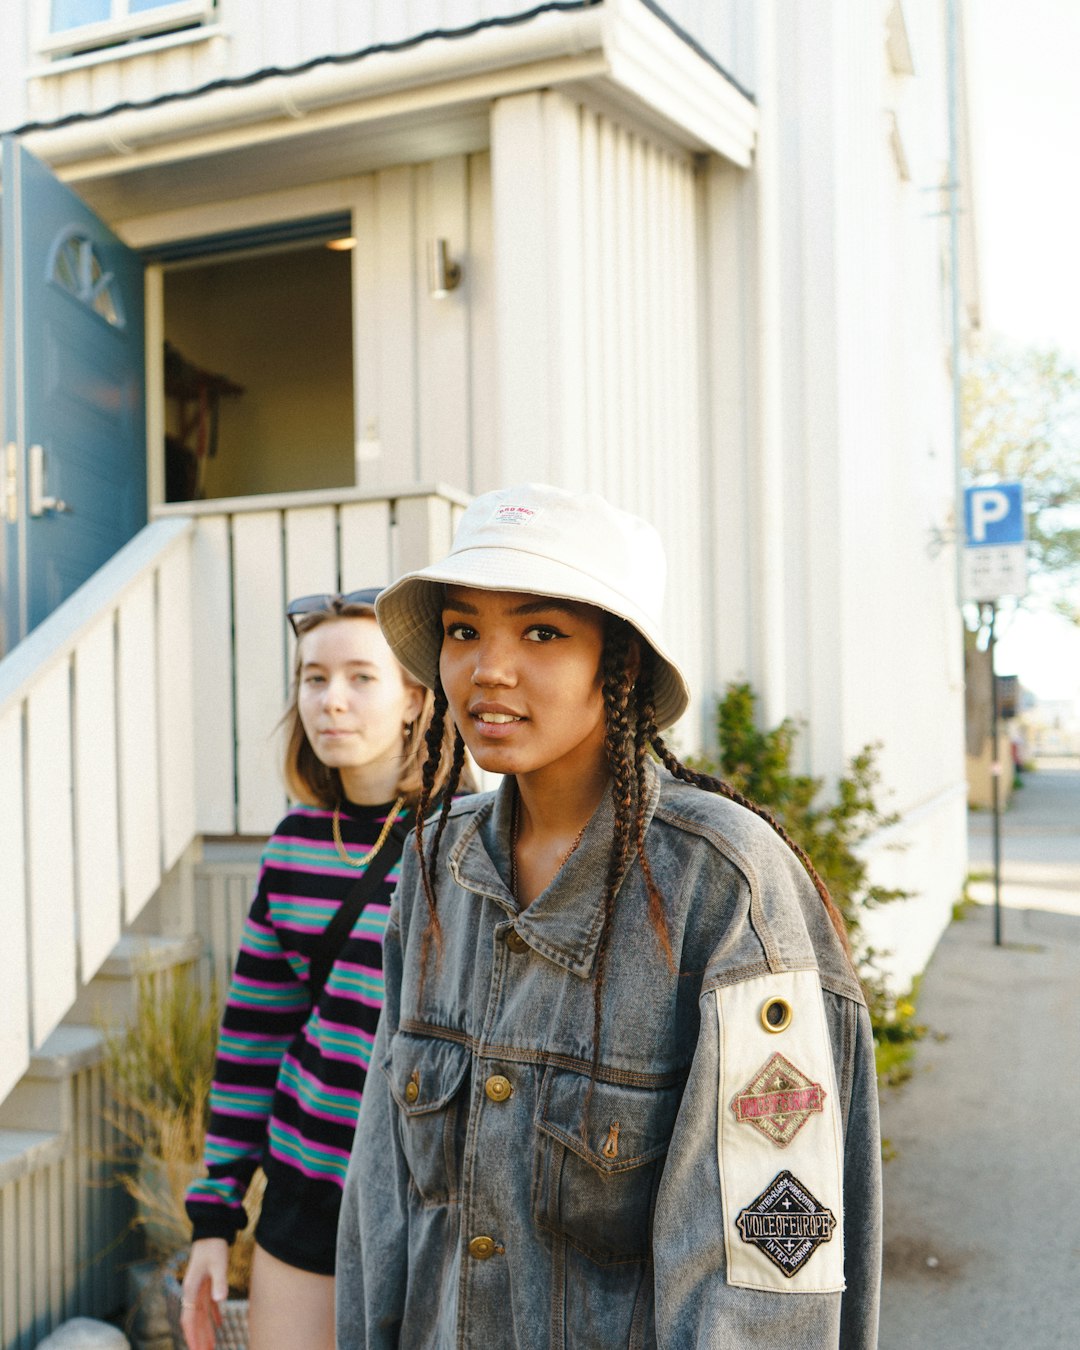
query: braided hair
[{"left": 412, "top": 614, "right": 849, "bottom": 1055}]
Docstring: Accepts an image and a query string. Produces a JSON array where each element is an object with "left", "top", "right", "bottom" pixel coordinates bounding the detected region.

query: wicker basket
[{"left": 162, "top": 1251, "right": 249, "bottom": 1350}]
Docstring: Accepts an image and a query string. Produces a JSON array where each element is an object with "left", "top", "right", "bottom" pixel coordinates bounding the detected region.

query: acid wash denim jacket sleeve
[{"left": 336, "top": 763, "right": 882, "bottom": 1350}]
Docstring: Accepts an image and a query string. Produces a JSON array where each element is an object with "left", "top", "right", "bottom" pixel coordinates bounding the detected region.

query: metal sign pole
[{"left": 987, "top": 602, "right": 1003, "bottom": 946}]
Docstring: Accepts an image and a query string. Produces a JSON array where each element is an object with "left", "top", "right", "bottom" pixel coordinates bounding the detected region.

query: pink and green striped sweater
[{"left": 185, "top": 798, "right": 404, "bottom": 1273}]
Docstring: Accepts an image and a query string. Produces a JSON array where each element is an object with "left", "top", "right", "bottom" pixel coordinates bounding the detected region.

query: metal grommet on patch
[
  {"left": 761, "top": 997, "right": 793, "bottom": 1033},
  {"left": 736, "top": 1170, "right": 836, "bottom": 1278}
]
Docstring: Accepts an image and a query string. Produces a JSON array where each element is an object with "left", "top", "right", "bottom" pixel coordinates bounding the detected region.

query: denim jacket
[{"left": 336, "top": 764, "right": 881, "bottom": 1349}]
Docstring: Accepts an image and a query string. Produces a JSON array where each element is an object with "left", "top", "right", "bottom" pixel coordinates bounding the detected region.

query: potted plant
[{"left": 100, "top": 963, "right": 262, "bottom": 1347}]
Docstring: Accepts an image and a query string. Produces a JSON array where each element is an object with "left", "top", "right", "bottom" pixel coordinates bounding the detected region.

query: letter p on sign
[
  {"left": 969, "top": 489, "right": 1008, "bottom": 542},
  {"left": 964, "top": 482, "right": 1025, "bottom": 547}
]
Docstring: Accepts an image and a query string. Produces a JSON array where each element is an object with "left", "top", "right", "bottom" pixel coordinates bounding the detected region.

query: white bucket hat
[{"left": 376, "top": 483, "right": 690, "bottom": 729}]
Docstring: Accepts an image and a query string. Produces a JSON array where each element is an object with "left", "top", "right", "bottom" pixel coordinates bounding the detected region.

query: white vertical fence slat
[
  {"left": 232, "top": 512, "right": 288, "bottom": 834},
  {"left": 1, "top": 1194, "right": 17, "bottom": 1344},
  {"left": 191, "top": 516, "right": 236, "bottom": 834},
  {"left": 157, "top": 539, "right": 197, "bottom": 873},
  {"left": 26, "top": 663, "right": 77, "bottom": 1048},
  {"left": 117, "top": 575, "right": 162, "bottom": 922},
  {"left": 283, "top": 506, "right": 339, "bottom": 599},
  {"left": 0, "top": 706, "right": 30, "bottom": 1103},
  {"left": 73, "top": 616, "right": 122, "bottom": 980},
  {"left": 283, "top": 504, "right": 339, "bottom": 675},
  {"left": 395, "top": 495, "right": 456, "bottom": 576},
  {"left": 340, "top": 499, "right": 394, "bottom": 589}
]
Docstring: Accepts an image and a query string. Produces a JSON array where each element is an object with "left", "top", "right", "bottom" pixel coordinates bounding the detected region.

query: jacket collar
[{"left": 447, "top": 762, "right": 663, "bottom": 979}]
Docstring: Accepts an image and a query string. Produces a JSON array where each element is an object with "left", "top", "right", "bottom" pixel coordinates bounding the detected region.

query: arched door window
[{"left": 47, "top": 227, "right": 125, "bottom": 329}]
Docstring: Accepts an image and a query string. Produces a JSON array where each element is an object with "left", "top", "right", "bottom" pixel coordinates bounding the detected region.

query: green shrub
[{"left": 690, "top": 682, "right": 925, "bottom": 1071}]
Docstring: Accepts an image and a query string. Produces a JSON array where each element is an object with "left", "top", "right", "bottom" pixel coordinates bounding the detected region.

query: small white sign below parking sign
[{"left": 962, "top": 483, "right": 1027, "bottom": 602}]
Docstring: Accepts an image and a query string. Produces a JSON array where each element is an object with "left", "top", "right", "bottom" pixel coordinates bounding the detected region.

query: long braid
[
  {"left": 645, "top": 721, "right": 851, "bottom": 954},
  {"left": 579, "top": 620, "right": 637, "bottom": 1136},
  {"left": 428, "top": 723, "right": 467, "bottom": 877},
  {"left": 415, "top": 677, "right": 469, "bottom": 991},
  {"left": 632, "top": 655, "right": 674, "bottom": 970},
  {"left": 416, "top": 679, "right": 449, "bottom": 978}
]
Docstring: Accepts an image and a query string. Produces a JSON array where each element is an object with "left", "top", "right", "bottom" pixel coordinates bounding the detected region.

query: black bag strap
[{"left": 307, "top": 809, "right": 413, "bottom": 1005}]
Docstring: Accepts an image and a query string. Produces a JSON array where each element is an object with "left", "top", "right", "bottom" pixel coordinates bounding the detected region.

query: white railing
[
  {"left": 154, "top": 482, "right": 468, "bottom": 836},
  {"left": 0, "top": 483, "right": 468, "bottom": 1108},
  {"left": 0, "top": 516, "right": 197, "bottom": 1104}
]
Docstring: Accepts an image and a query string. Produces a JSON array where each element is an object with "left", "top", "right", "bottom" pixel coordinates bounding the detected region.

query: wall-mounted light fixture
[
  {"left": 326, "top": 236, "right": 357, "bottom": 252},
  {"left": 428, "top": 238, "right": 462, "bottom": 298}
]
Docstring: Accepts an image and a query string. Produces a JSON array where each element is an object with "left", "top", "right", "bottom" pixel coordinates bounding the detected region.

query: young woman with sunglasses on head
[
  {"left": 180, "top": 589, "right": 466, "bottom": 1350},
  {"left": 336, "top": 487, "right": 882, "bottom": 1349}
]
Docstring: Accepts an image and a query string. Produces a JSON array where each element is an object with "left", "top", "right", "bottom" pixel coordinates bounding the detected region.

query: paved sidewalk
[{"left": 878, "top": 759, "right": 1080, "bottom": 1350}]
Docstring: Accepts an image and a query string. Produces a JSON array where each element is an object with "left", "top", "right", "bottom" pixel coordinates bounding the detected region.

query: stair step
[
  {"left": 0, "top": 1025, "right": 102, "bottom": 1132},
  {"left": 0, "top": 1127, "right": 65, "bottom": 1187},
  {"left": 67, "top": 932, "right": 204, "bottom": 1027}
]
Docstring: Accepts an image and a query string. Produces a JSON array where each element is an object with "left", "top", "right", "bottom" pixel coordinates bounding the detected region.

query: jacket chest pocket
[
  {"left": 533, "top": 1069, "right": 682, "bottom": 1266},
  {"left": 385, "top": 1033, "right": 470, "bottom": 1204}
]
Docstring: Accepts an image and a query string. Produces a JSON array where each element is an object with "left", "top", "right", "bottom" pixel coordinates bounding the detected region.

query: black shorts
[{"left": 253, "top": 1162, "right": 342, "bottom": 1276}]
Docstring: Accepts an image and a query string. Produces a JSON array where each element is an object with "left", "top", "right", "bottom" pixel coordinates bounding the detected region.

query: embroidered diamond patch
[
  {"left": 736, "top": 1170, "right": 836, "bottom": 1277},
  {"left": 730, "top": 1052, "right": 826, "bottom": 1147}
]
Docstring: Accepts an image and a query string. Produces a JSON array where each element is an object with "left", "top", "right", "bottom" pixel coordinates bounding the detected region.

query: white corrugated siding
[
  {"left": 639, "top": 0, "right": 752, "bottom": 90},
  {"left": 352, "top": 154, "right": 496, "bottom": 495},
  {"left": 490, "top": 90, "right": 707, "bottom": 752},
  {"left": 20, "top": 1, "right": 588, "bottom": 124},
  {"left": 16, "top": 2, "right": 753, "bottom": 129}
]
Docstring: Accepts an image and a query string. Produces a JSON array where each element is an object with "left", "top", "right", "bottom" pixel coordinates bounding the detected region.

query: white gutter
[{"left": 22, "top": 10, "right": 606, "bottom": 168}]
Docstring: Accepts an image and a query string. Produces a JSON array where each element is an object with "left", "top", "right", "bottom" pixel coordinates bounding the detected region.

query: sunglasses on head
[{"left": 286, "top": 587, "right": 382, "bottom": 635}]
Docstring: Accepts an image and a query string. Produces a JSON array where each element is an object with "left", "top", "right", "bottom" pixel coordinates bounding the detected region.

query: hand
[{"left": 179, "top": 1237, "right": 228, "bottom": 1350}]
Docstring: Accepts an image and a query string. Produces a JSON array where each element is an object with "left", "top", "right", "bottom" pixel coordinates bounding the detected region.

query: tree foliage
[{"left": 963, "top": 339, "right": 1080, "bottom": 620}]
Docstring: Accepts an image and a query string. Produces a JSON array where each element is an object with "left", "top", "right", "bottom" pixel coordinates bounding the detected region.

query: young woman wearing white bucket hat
[{"left": 336, "top": 484, "right": 882, "bottom": 1349}]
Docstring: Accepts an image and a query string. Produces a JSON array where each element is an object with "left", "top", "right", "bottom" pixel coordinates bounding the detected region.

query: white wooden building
[{"left": 0, "top": 1, "right": 978, "bottom": 1340}]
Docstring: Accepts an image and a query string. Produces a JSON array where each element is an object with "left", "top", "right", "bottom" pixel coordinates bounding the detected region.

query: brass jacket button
[
  {"left": 504, "top": 929, "right": 529, "bottom": 954},
  {"left": 404, "top": 1080, "right": 419, "bottom": 1103},
  {"left": 485, "top": 1074, "right": 512, "bottom": 1103},
  {"left": 468, "top": 1235, "right": 497, "bottom": 1260}
]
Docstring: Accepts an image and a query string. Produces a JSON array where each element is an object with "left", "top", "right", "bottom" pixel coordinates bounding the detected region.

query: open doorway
[{"left": 161, "top": 238, "right": 354, "bottom": 502}]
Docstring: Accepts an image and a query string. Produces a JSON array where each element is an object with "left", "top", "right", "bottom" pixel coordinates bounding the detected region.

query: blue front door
[{"left": 2, "top": 137, "right": 146, "bottom": 650}]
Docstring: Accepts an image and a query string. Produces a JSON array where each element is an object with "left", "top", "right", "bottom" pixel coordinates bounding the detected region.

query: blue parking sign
[
  {"left": 962, "top": 482, "right": 1027, "bottom": 600},
  {"left": 964, "top": 483, "right": 1025, "bottom": 546}
]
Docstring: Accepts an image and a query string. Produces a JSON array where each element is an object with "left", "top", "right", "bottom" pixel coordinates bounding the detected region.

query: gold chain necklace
[
  {"left": 508, "top": 789, "right": 588, "bottom": 901},
  {"left": 332, "top": 796, "right": 406, "bottom": 869}
]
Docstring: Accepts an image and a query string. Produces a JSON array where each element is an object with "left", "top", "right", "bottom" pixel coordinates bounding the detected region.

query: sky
[{"left": 964, "top": 0, "right": 1080, "bottom": 702}]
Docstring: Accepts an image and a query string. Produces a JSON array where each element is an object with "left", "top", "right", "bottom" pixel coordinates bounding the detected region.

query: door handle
[{"left": 28, "top": 443, "right": 71, "bottom": 517}]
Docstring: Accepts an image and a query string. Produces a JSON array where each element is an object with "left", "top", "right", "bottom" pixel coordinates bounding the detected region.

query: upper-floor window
[{"left": 40, "top": 0, "right": 215, "bottom": 59}]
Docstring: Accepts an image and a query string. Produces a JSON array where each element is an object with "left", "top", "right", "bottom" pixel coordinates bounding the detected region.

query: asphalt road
[{"left": 877, "top": 758, "right": 1080, "bottom": 1349}]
